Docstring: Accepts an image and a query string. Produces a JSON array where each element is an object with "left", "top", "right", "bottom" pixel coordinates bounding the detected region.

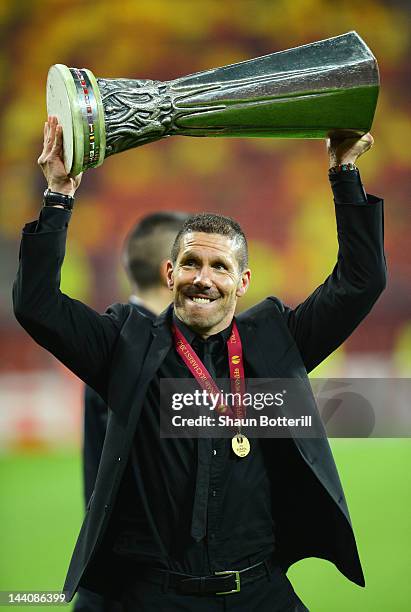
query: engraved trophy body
[{"left": 46, "top": 31, "right": 379, "bottom": 175}]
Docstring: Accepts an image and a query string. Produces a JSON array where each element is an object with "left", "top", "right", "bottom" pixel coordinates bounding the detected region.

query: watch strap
[
  {"left": 328, "top": 163, "right": 358, "bottom": 175},
  {"left": 43, "top": 188, "right": 75, "bottom": 210}
]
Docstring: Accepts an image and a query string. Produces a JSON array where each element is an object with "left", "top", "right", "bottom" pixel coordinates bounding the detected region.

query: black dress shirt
[{"left": 35, "top": 171, "right": 368, "bottom": 577}]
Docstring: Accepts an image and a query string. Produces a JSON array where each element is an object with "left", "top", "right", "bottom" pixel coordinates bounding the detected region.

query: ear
[
  {"left": 159, "top": 259, "right": 170, "bottom": 287},
  {"left": 236, "top": 269, "right": 251, "bottom": 297},
  {"left": 166, "top": 260, "right": 175, "bottom": 291}
]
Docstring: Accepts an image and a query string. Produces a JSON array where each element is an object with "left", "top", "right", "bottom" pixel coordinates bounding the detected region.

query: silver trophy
[{"left": 46, "top": 31, "right": 379, "bottom": 175}]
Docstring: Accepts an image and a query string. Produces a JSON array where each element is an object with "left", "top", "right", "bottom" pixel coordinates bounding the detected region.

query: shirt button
[
  {"left": 212, "top": 490, "right": 217, "bottom": 497},
  {"left": 117, "top": 457, "right": 121, "bottom": 461},
  {"left": 213, "top": 449, "right": 217, "bottom": 456}
]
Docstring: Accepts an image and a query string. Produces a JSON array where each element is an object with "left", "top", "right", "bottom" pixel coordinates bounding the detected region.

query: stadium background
[{"left": 0, "top": 1, "right": 410, "bottom": 610}]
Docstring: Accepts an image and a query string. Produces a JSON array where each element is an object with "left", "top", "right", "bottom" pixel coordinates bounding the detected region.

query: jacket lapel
[
  {"left": 147, "top": 303, "right": 174, "bottom": 370},
  {"left": 124, "top": 305, "right": 173, "bottom": 434},
  {"left": 236, "top": 317, "right": 284, "bottom": 379}
]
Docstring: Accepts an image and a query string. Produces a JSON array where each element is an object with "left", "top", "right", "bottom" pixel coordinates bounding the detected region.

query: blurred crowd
[{"left": 0, "top": 0, "right": 410, "bottom": 447}]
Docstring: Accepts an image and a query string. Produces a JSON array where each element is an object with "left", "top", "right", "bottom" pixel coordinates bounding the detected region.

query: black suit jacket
[
  {"left": 73, "top": 303, "right": 155, "bottom": 612},
  {"left": 81, "top": 302, "right": 155, "bottom": 509},
  {"left": 13, "top": 196, "right": 386, "bottom": 601}
]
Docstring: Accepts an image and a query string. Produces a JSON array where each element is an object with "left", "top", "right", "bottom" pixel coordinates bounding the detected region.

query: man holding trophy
[{"left": 13, "top": 33, "right": 386, "bottom": 611}]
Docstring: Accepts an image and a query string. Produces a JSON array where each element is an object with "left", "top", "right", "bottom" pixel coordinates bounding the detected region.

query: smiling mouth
[{"left": 188, "top": 296, "right": 217, "bottom": 305}]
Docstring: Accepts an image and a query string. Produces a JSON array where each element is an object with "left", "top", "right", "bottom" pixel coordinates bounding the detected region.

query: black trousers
[
  {"left": 121, "top": 565, "right": 309, "bottom": 611},
  {"left": 73, "top": 587, "right": 123, "bottom": 612}
]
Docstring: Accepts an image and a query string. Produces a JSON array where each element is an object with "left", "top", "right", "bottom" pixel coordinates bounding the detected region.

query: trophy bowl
[{"left": 46, "top": 31, "right": 379, "bottom": 175}]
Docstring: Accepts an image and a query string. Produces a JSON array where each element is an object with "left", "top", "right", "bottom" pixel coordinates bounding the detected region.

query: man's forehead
[{"left": 180, "top": 231, "right": 236, "bottom": 254}]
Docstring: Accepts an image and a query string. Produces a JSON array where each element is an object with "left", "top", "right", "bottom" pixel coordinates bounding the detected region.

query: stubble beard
[{"left": 174, "top": 293, "right": 235, "bottom": 337}]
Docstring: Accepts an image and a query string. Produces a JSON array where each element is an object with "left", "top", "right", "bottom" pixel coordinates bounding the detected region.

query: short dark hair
[
  {"left": 123, "top": 212, "right": 188, "bottom": 289},
  {"left": 171, "top": 212, "right": 248, "bottom": 271}
]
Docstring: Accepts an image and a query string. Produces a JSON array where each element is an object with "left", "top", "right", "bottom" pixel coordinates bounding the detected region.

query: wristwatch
[
  {"left": 328, "top": 163, "right": 358, "bottom": 174},
  {"left": 43, "top": 188, "right": 75, "bottom": 210}
]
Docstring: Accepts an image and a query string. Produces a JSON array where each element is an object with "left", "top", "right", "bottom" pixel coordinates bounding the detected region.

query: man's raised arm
[
  {"left": 13, "top": 117, "right": 129, "bottom": 398},
  {"left": 274, "top": 132, "right": 387, "bottom": 373}
]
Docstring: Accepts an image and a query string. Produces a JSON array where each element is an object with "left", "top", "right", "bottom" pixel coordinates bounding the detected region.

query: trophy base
[{"left": 46, "top": 64, "right": 105, "bottom": 175}]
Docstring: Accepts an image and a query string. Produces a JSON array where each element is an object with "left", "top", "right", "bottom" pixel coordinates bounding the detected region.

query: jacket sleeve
[
  {"left": 270, "top": 173, "right": 387, "bottom": 373},
  {"left": 12, "top": 212, "right": 129, "bottom": 399}
]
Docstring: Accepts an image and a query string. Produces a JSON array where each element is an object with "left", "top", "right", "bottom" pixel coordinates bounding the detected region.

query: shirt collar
[
  {"left": 129, "top": 295, "right": 156, "bottom": 320},
  {"left": 172, "top": 310, "right": 233, "bottom": 346}
]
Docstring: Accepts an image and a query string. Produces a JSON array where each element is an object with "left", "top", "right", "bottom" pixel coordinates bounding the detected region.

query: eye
[
  {"left": 214, "top": 262, "right": 228, "bottom": 271},
  {"left": 182, "top": 259, "right": 196, "bottom": 267}
]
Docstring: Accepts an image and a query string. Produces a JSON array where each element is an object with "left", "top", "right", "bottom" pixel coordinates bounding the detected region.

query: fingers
[
  {"left": 48, "top": 116, "right": 57, "bottom": 151},
  {"left": 40, "top": 116, "right": 57, "bottom": 157},
  {"left": 51, "top": 123, "right": 63, "bottom": 157},
  {"left": 38, "top": 117, "right": 52, "bottom": 166},
  {"left": 361, "top": 132, "right": 374, "bottom": 148},
  {"left": 39, "top": 119, "right": 50, "bottom": 161},
  {"left": 37, "top": 116, "right": 69, "bottom": 191},
  {"left": 72, "top": 172, "right": 83, "bottom": 190},
  {"left": 327, "top": 130, "right": 375, "bottom": 168},
  {"left": 40, "top": 116, "right": 63, "bottom": 160},
  {"left": 355, "top": 133, "right": 374, "bottom": 160}
]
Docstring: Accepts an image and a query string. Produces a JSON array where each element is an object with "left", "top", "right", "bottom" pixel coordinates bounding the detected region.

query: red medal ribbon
[
  {"left": 226, "top": 321, "right": 246, "bottom": 425},
  {"left": 172, "top": 320, "right": 246, "bottom": 423}
]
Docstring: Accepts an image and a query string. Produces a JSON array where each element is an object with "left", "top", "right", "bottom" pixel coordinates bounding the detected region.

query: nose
[{"left": 193, "top": 265, "right": 213, "bottom": 289}]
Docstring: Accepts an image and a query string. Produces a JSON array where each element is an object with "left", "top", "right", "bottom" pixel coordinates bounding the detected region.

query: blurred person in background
[
  {"left": 75, "top": 211, "right": 188, "bottom": 612},
  {"left": 13, "top": 116, "right": 385, "bottom": 611}
]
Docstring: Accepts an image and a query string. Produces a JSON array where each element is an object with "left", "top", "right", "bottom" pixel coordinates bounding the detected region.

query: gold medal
[{"left": 231, "top": 434, "right": 250, "bottom": 458}]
